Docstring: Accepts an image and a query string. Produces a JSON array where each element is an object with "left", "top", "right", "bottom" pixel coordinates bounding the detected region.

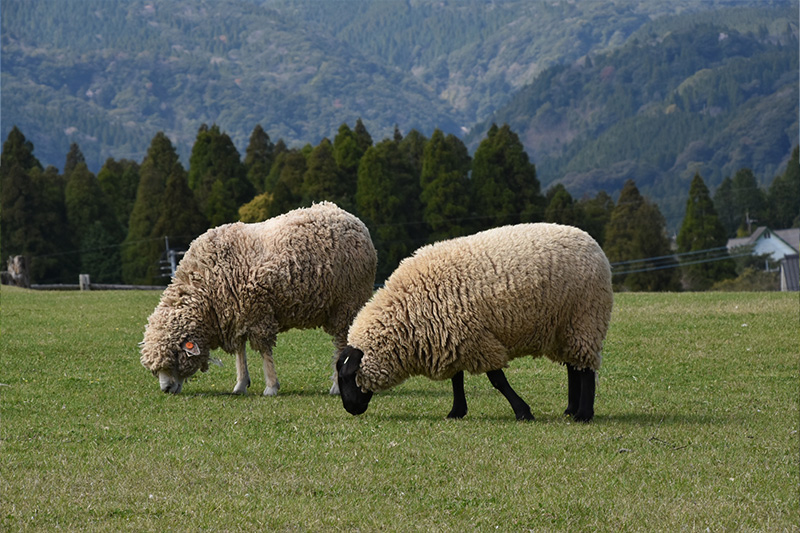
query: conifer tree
[
  {"left": 303, "top": 138, "right": 349, "bottom": 208},
  {"left": 1, "top": 127, "right": 74, "bottom": 282},
  {"left": 677, "top": 173, "right": 736, "bottom": 290},
  {"left": 188, "top": 124, "right": 254, "bottom": 225},
  {"left": 333, "top": 123, "right": 366, "bottom": 210},
  {"left": 767, "top": 146, "right": 800, "bottom": 228},
  {"left": 64, "top": 163, "right": 124, "bottom": 282},
  {"left": 267, "top": 149, "right": 307, "bottom": 217},
  {"left": 357, "top": 139, "right": 419, "bottom": 280},
  {"left": 30, "top": 165, "right": 77, "bottom": 282},
  {"left": 420, "top": 129, "right": 472, "bottom": 242},
  {"left": 471, "top": 124, "right": 544, "bottom": 231},
  {"left": 731, "top": 168, "right": 767, "bottom": 235},
  {"left": 63, "top": 143, "right": 85, "bottom": 178},
  {"left": 123, "top": 132, "right": 179, "bottom": 285},
  {"left": 577, "top": 191, "right": 614, "bottom": 247},
  {"left": 713, "top": 177, "right": 738, "bottom": 237},
  {"left": 399, "top": 129, "right": 427, "bottom": 179},
  {"left": 545, "top": 184, "right": 585, "bottom": 227},
  {"left": 353, "top": 118, "right": 373, "bottom": 153},
  {"left": 97, "top": 158, "right": 140, "bottom": 233},
  {"left": 152, "top": 167, "right": 208, "bottom": 261},
  {"left": 1, "top": 126, "right": 42, "bottom": 173},
  {"left": 604, "top": 180, "right": 679, "bottom": 291},
  {"left": 244, "top": 124, "right": 274, "bottom": 194}
]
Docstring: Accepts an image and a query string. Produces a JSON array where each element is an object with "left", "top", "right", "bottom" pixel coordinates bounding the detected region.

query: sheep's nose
[{"left": 158, "top": 371, "right": 183, "bottom": 394}]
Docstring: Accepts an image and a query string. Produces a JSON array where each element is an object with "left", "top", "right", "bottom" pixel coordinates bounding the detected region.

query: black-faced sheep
[
  {"left": 336, "top": 223, "right": 613, "bottom": 422},
  {"left": 140, "top": 202, "right": 377, "bottom": 396}
]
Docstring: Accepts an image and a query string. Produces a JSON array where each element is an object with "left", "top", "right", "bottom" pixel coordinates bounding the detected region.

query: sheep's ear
[
  {"left": 182, "top": 340, "right": 201, "bottom": 357},
  {"left": 337, "top": 346, "right": 363, "bottom": 376}
]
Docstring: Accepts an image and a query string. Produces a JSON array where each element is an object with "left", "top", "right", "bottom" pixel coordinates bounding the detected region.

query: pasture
[{"left": 1, "top": 287, "right": 797, "bottom": 531}]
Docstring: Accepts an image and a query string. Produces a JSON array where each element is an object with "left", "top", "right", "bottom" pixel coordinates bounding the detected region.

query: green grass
[{"left": 1, "top": 287, "right": 797, "bottom": 531}]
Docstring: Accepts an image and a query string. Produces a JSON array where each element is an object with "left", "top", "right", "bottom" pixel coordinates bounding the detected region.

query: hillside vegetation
[
  {"left": 2, "top": 0, "right": 791, "bottom": 184},
  {"left": 473, "top": 4, "right": 798, "bottom": 228}
]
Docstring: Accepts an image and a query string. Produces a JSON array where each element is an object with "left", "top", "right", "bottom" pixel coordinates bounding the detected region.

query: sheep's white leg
[
  {"left": 262, "top": 349, "right": 280, "bottom": 396},
  {"left": 232, "top": 346, "right": 250, "bottom": 395}
]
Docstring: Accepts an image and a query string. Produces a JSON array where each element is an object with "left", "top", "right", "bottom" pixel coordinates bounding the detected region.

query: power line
[{"left": 611, "top": 247, "right": 747, "bottom": 276}]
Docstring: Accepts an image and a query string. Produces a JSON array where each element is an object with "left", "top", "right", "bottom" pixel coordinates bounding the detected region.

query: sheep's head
[
  {"left": 336, "top": 346, "right": 373, "bottom": 415},
  {"left": 140, "top": 307, "right": 209, "bottom": 394}
]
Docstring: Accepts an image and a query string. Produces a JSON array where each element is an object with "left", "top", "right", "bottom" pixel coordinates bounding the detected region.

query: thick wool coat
[
  {"left": 140, "top": 202, "right": 377, "bottom": 380},
  {"left": 347, "top": 223, "right": 613, "bottom": 393}
]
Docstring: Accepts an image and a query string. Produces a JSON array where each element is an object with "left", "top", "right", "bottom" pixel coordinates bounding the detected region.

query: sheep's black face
[{"left": 336, "top": 346, "right": 373, "bottom": 415}]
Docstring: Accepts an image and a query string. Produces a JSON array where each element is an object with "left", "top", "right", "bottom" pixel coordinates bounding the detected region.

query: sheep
[
  {"left": 140, "top": 202, "right": 377, "bottom": 396},
  {"left": 336, "top": 222, "right": 613, "bottom": 422}
]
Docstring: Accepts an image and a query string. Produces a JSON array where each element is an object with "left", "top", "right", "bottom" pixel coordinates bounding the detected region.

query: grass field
[{"left": 1, "top": 287, "right": 797, "bottom": 531}]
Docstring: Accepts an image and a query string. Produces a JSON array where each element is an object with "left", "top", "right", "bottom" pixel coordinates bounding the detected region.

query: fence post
[{"left": 79, "top": 274, "right": 91, "bottom": 291}]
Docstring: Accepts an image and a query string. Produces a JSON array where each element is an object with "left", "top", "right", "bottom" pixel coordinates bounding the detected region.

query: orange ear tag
[{"left": 185, "top": 342, "right": 195, "bottom": 350}]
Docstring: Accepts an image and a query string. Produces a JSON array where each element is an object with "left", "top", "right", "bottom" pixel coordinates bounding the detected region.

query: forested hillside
[
  {"left": 2, "top": 0, "right": 785, "bottom": 177},
  {"left": 471, "top": 4, "right": 798, "bottom": 229}
]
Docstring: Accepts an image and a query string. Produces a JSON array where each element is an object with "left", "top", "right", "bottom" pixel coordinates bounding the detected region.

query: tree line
[{"left": 1, "top": 123, "right": 797, "bottom": 290}]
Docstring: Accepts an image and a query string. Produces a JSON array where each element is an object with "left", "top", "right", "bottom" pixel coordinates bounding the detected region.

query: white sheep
[
  {"left": 336, "top": 223, "right": 613, "bottom": 422},
  {"left": 140, "top": 202, "right": 377, "bottom": 396}
]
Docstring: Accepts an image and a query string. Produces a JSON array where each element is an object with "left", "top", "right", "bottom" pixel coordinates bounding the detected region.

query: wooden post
[{"left": 79, "top": 274, "right": 91, "bottom": 291}]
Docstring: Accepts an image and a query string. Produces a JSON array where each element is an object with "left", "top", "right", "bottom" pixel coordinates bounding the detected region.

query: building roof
[
  {"left": 774, "top": 228, "right": 800, "bottom": 253},
  {"left": 727, "top": 226, "right": 800, "bottom": 260}
]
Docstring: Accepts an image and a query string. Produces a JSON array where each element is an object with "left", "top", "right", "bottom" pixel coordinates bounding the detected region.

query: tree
[
  {"left": 303, "top": 138, "right": 350, "bottom": 208},
  {"left": 471, "top": 124, "right": 545, "bottom": 231},
  {"left": 244, "top": 124, "right": 275, "bottom": 194},
  {"left": 420, "top": 129, "right": 472, "bottom": 242},
  {"left": 677, "top": 173, "right": 736, "bottom": 290},
  {"left": 1, "top": 126, "right": 42, "bottom": 173},
  {"left": 767, "top": 146, "right": 800, "bottom": 228},
  {"left": 151, "top": 165, "right": 208, "bottom": 255},
  {"left": 63, "top": 143, "right": 85, "bottom": 178},
  {"left": 123, "top": 132, "right": 179, "bottom": 285},
  {"left": 731, "top": 168, "right": 767, "bottom": 235},
  {"left": 188, "top": 124, "right": 254, "bottom": 225},
  {"left": 604, "top": 180, "right": 679, "bottom": 291},
  {"left": 713, "top": 177, "right": 738, "bottom": 237},
  {"left": 577, "top": 191, "right": 614, "bottom": 247},
  {"left": 267, "top": 149, "right": 307, "bottom": 217},
  {"left": 333, "top": 123, "right": 366, "bottom": 211},
  {"left": 353, "top": 118, "right": 373, "bottom": 153},
  {"left": 97, "top": 158, "right": 140, "bottom": 233},
  {"left": 239, "top": 192, "right": 273, "bottom": 223},
  {"left": 0, "top": 127, "right": 74, "bottom": 282},
  {"left": 545, "top": 184, "right": 585, "bottom": 227},
  {"left": 64, "top": 163, "right": 124, "bottom": 282},
  {"left": 357, "top": 139, "right": 420, "bottom": 280}
]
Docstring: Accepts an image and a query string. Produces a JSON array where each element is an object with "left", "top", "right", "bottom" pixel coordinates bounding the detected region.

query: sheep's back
[{"left": 176, "top": 202, "right": 376, "bottom": 335}]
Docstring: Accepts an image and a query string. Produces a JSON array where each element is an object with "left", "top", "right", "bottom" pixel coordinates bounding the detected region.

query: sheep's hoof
[
  {"left": 515, "top": 410, "right": 535, "bottom": 422},
  {"left": 446, "top": 408, "right": 467, "bottom": 419},
  {"left": 572, "top": 411, "right": 594, "bottom": 423},
  {"left": 263, "top": 382, "right": 280, "bottom": 396},
  {"left": 232, "top": 383, "right": 248, "bottom": 395}
]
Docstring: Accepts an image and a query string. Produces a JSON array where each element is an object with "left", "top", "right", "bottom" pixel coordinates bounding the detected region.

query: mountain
[
  {"left": 2, "top": 0, "right": 784, "bottom": 176},
  {"left": 469, "top": 3, "right": 798, "bottom": 229}
]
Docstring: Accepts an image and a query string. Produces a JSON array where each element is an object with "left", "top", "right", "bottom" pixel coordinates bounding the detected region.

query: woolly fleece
[
  {"left": 347, "top": 223, "right": 613, "bottom": 393},
  {"left": 140, "top": 202, "right": 377, "bottom": 392}
]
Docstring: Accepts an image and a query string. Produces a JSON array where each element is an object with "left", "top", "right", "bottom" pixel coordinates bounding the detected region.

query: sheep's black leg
[
  {"left": 564, "top": 365, "right": 595, "bottom": 422},
  {"left": 447, "top": 371, "right": 468, "bottom": 419},
  {"left": 487, "top": 369, "right": 534, "bottom": 421},
  {"left": 564, "top": 364, "right": 582, "bottom": 417}
]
